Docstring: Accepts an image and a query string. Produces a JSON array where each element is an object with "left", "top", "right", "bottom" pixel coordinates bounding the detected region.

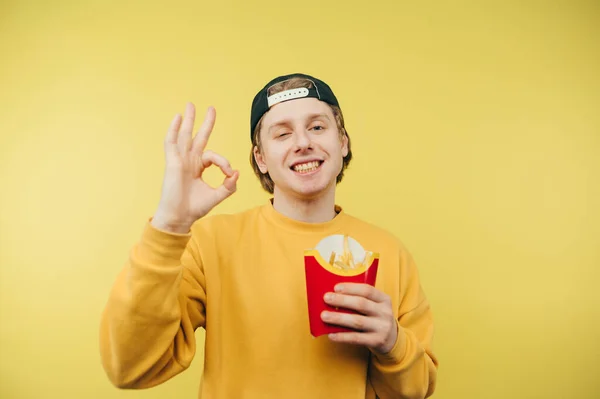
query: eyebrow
[{"left": 268, "top": 113, "right": 331, "bottom": 133}]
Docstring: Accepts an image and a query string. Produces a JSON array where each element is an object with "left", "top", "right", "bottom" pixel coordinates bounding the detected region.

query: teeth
[{"left": 293, "top": 161, "right": 320, "bottom": 173}]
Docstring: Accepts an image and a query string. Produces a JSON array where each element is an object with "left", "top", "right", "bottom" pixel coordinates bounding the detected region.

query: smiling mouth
[{"left": 291, "top": 160, "right": 323, "bottom": 174}]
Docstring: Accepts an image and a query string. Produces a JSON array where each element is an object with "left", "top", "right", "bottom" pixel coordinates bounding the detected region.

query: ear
[
  {"left": 253, "top": 145, "right": 268, "bottom": 174},
  {"left": 341, "top": 131, "right": 349, "bottom": 157}
]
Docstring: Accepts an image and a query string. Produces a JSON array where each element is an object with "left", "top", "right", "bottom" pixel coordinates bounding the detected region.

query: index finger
[
  {"left": 192, "top": 106, "right": 216, "bottom": 154},
  {"left": 333, "top": 283, "right": 389, "bottom": 303}
]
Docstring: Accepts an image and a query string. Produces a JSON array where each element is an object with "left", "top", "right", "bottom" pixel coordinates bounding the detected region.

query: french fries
[{"left": 328, "top": 235, "right": 372, "bottom": 271}]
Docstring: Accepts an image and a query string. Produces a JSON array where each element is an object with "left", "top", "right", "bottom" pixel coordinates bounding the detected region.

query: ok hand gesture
[{"left": 152, "top": 103, "right": 239, "bottom": 234}]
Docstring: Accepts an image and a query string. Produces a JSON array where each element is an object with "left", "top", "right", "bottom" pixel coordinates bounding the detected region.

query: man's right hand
[{"left": 151, "top": 103, "right": 239, "bottom": 234}]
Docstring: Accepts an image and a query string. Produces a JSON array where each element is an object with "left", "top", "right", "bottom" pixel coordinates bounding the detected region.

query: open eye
[{"left": 310, "top": 124, "right": 325, "bottom": 131}]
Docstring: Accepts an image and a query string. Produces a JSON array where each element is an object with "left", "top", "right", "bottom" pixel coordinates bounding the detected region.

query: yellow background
[{"left": 1, "top": 1, "right": 598, "bottom": 398}]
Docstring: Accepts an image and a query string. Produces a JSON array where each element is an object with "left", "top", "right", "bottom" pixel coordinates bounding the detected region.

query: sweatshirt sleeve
[
  {"left": 368, "top": 248, "right": 439, "bottom": 399},
  {"left": 99, "top": 220, "right": 207, "bottom": 389}
]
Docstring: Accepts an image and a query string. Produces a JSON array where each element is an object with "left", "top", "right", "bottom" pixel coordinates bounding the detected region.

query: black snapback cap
[{"left": 250, "top": 73, "right": 341, "bottom": 141}]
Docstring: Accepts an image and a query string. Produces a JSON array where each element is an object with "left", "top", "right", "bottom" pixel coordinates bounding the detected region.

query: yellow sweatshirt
[{"left": 99, "top": 201, "right": 438, "bottom": 398}]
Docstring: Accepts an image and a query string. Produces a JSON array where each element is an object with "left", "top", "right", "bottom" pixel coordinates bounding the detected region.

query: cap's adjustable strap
[{"left": 267, "top": 87, "right": 317, "bottom": 108}]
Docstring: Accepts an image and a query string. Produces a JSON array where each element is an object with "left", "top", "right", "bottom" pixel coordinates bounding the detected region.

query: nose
[{"left": 293, "top": 129, "right": 312, "bottom": 152}]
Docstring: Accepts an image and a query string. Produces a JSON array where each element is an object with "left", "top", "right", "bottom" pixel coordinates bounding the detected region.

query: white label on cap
[{"left": 267, "top": 88, "right": 310, "bottom": 107}]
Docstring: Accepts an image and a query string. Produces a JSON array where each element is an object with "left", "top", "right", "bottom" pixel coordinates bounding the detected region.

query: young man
[{"left": 99, "top": 73, "right": 438, "bottom": 398}]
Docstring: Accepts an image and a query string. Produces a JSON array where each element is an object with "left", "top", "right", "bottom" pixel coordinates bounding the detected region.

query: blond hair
[{"left": 250, "top": 77, "right": 353, "bottom": 193}]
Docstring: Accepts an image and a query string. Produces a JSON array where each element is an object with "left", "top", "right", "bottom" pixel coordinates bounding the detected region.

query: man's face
[{"left": 254, "top": 97, "right": 349, "bottom": 199}]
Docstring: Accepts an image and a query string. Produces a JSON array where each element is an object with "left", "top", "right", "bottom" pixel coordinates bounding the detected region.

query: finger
[
  {"left": 178, "top": 102, "right": 196, "bottom": 152},
  {"left": 222, "top": 170, "right": 239, "bottom": 192},
  {"left": 321, "top": 310, "right": 376, "bottom": 332},
  {"left": 165, "top": 113, "right": 182, "bottom": 156},
  {"left": 327, "top": 331, "right": 377, "bottom": 348},
  {"left": 201, "top": 150, "right": 234, "bottom": 176},
  {"left": 165, "top": 113, "right": 182, "bottom": 144},
  {"left": 192, "top": 106, "right": 216, "bottom": 154},
  {"left": 333, "top": 283, "right": 390, "bottom": 304},
  {"left": 324, "top": 292, "right": 378, "bottom": 316},
  {"left": 214, "top": 170, "right": 239, "bottom": 201}
]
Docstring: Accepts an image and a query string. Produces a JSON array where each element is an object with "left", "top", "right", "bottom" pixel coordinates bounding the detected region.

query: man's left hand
[{"left": 321, "top": 283, "right": 400, "bottom": 354}]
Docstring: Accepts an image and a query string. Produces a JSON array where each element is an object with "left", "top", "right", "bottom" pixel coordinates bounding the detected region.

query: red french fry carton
[{"left": 304, "top": 234, "right": 379, "bottom": 337}]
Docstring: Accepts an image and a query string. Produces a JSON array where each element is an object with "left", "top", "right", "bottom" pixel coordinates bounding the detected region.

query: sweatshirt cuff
[
  {"left": 373, "top": 320, "right": 408, "bottom": 365},
  {"left": 137, "top": 218, "right": 193, "bottom": 262}
]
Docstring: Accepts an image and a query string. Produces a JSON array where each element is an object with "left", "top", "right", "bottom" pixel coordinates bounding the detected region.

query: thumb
[{"left": 216, "top": 170, "right": 239, "bottom": 200}]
